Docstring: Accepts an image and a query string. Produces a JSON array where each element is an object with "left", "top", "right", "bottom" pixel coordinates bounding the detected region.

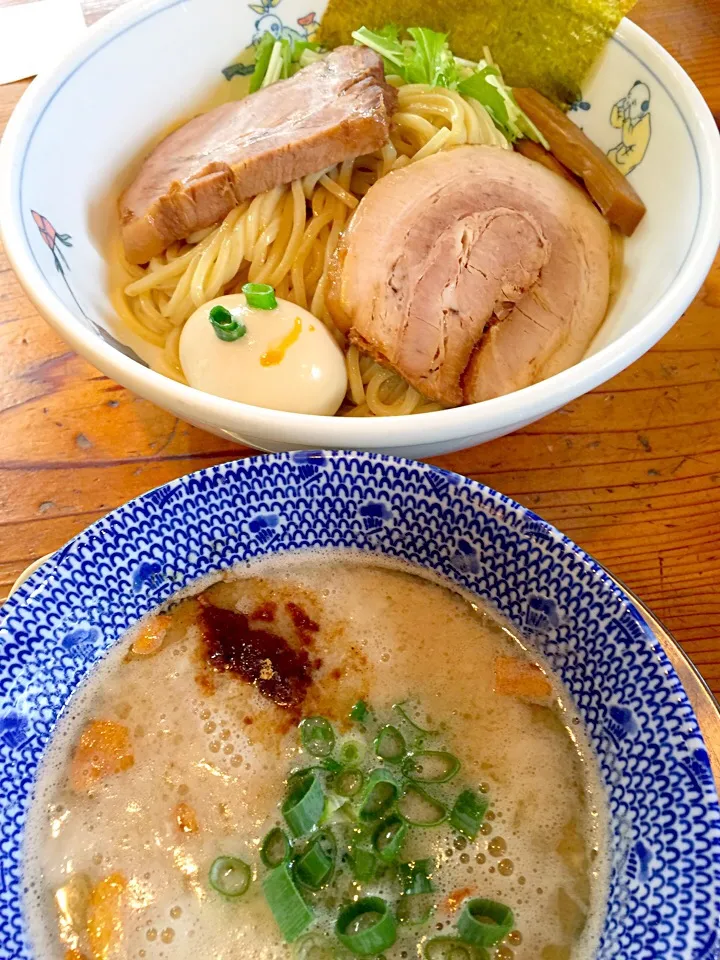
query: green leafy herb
[
  {"left": 249, "top": 32, "right": 276, "bottom": 92},
  {"left": 359, "top": 769, "right": 399, "bottom": 822},
  {"left": 351, "top": 25, "right": 547, "bottom": 144}
]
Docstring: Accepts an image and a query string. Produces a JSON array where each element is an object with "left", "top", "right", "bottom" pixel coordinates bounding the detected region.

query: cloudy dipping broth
[{"left": 24, "top": 554, "right": 608, "bottom": 960}]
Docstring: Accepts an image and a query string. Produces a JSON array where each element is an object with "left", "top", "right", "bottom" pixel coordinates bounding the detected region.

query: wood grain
[{"left": 1, "top": 0, "right": 719, "bottom": 716}]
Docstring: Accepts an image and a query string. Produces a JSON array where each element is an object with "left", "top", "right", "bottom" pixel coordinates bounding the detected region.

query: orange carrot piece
[
  {"left": 70, "top": 720, "right": 134, "bottom": 792},
  {"left": 129, "top": 614, "right": 171, "bottom": 657},
  {"left": 495, "top": 656, "right": 553, "bottom": 700},
  {"left": 174, "top": 801, "right": 200, "bottom": 834},
  {"left": 86, "top": 873, "right": 126, "bottom": 960}
]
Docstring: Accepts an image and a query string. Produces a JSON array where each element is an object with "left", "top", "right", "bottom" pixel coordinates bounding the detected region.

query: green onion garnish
[
  {"left": 374, "top": 725, "right": 406, "bottom": 764},
  {"left": 283, "top": 772, "right": 325, "bottom": 837},
  {"left": 457, "top": 898, "right": 514, "bottom": 947},
  {"left": 299, "top": 716, "right": 336, "bottom": 758},
  {"left": 397, "top": 893, "right": 435, "bottom": 926},
  {"left": 398, "top": 858, "right": 435, "bottom": 895},
  {"left": 393, "top": 701, "right": 439, "bottom": 735},
  {"left": 336, "top": 897, "right": 397, "bottom": 955},
  {"left": 333, "top": 768, "right": 364, "bottom": 797},
  {"left": 349, "top": 847, "right": 380, "bottom": 882},
  {"left": 358, "top": 769, "right": 399, "bottom": 822},
  {"left": 293, "top": 933, "right": 337, "bottom": 960},
  {"left": 295, "top": 830, "right": 336, "bottom": 890},
  {"left": 209, "top": 304, "right": 246, "bottom": 342},
  {"left": 372, "top": 815, "right": 408, "bottom": 863},
  {"left": 424, "top": 937, "right": 489, "bottom": 959},
  {"left": 260, "top": 827, "right": 290, "bottom": 868},
  {"left": 398, "top": 784, "right": 447, "bottom": 827},
  {"left": 402, "top": 750, "right": 460, "bottom": 783},
  {"left": 339, "top": 737, "right": 366, "bottom": 766},
  {"left": 242, "top": 282, "right": 278, "bottom": 310},
  {"left": 208, "top": 855, "right": 251, "bottom": 898},
  {"left": 350, "top": 700, "right": 370, "bottom": 723},
  {"left": 450, "top": 789, "right": 488, "bottom": 839},
  {"left": 262, "top": 862, "right": 313, "bottom": 943},
  {"left": 320, "top": 757, "right": 342, "bottom": 773}
]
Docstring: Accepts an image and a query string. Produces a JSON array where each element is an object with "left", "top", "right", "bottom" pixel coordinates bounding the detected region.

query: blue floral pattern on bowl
[{"left": 1, "top": 451, "right": 718, "bottom": 958}]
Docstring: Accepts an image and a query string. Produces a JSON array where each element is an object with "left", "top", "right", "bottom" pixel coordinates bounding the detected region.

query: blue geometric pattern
[{"left": 1, "top": 451, "right": 718, "bottom": 958}]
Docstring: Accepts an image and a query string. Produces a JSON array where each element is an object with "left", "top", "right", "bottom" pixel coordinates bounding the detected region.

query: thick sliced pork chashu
[
  {"left": 120, "top": 46, "right": 396, "bottom": 264},
  {"left": 327, "top": 145, "right": 611, "bottom": 406}
]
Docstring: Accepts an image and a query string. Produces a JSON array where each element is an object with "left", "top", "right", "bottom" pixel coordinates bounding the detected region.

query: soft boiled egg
[{"left": 179, "top": 294, "right": 348, "bottom": 415}]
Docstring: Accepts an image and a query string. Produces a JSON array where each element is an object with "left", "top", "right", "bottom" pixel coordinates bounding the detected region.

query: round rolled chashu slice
[
  {"left": 327, "top": 145, "right": 611, "bottom": 406},
  {"left": 179, "top": 294, "right": 347, "bottom": 415}
]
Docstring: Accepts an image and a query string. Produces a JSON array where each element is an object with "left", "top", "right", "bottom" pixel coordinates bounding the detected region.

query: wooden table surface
[{"left": 1, "top": 0, "right": 719, "bottom": 717}]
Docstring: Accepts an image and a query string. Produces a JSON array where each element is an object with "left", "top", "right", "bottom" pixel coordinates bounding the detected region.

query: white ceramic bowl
[{"left": 1, "top": 0, "right": 719, "bottom": 457}]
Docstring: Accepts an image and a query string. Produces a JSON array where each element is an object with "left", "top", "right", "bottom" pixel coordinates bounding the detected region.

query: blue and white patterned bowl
[{"left": 1, "top": 452, "right": 719, "bottom": 958}]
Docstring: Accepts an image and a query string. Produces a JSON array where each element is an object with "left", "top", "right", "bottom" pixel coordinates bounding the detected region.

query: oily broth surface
[{"left": 24, "top": 554, "right": 608, "bottom": 960}]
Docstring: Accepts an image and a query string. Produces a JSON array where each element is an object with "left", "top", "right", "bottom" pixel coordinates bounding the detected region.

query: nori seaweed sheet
[{"left": 318, "top": 0, "right": 637, "bottom": 105}]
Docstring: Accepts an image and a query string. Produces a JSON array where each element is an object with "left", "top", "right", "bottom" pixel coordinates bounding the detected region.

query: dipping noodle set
[{"left": 1, "top": 0, "right": 719, "bottom": 958}]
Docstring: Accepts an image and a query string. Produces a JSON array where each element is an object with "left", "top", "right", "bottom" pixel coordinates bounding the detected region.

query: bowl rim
[
  {"left": 2, "top": 449, "right": 720, "bottom": 956},
  {"left": 1, "top": 1, "right": 719, "bottom": 446}
]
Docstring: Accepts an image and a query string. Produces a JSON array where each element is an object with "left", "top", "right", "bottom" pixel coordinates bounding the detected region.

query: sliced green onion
[
  {"left": 397, "top": 892, "right": 435, "bottom": 926},
  {"left": 299, "top": 716, "right": 336, "bottom": 758},
  {"left": 262, "top": 862, "right": 313, "bottom": 943},
  {"left": 398, "top": 858, "right": 435, "bottom": 895},
  {"left": 333, "top": 768, "right": 364, "bottom": 797},
  {"left": 393, "top": 701, "right": 439, "bottom": 735},
  {"left": 320, "top": 757, "right": 342, "bottom": 773},
  {"left": 339, "top": 736, "right": 366, "bottom": 766},
  {"left": 457, "top": 898, "right": 514, "bottom": 947},
  {"left": 293, "top": 932, "right": 336, "bottom": 960},
  {"left": 283, "top": 773, "right": 325, "bottom": 837},
  {"left": 450, "top": 789, "right": 488, "bottom": 839},
  {"left": 320, "top": 792, "right": 350, "bottom": 826},
  {"left": 242, "top": 281, "right": 278, "bottom": 310},
  {"left": 336, "top": 897, "right": 397, "bottom": 955},
  {"left": 350, "top": 700, "right": 370, "bottom": 723},
  {"left": 209, "top": 304, "right": 246, "bottom": 342},
  {"left": 374, "top": 725, "right": 406, "bottom": 764},
  {"left": 398, "top": 784, "right": 447, "bottom": 827},
  {"left": 349, "top": 847, "right": 380, "bottom": 882},
  {"left": 424, "top": 937, "right": 489, "bottom": 959},
  {"left": 359, "top": 769, "right": 399, "bottom": 822},
  {"left": 402, "top": 750, "right": 460, "bottom": 783},
  {"left": 261, "top": 827, "right": 291, "bottom": 868},
  {"left": 208, "top": 855, "right": 251, "bottom": 898},
  {"left": 372, "top": 815, "right": 408, "bottom": 863},
  {"left": 295, "top": 830, "right": 336, "bottom": 890}
]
